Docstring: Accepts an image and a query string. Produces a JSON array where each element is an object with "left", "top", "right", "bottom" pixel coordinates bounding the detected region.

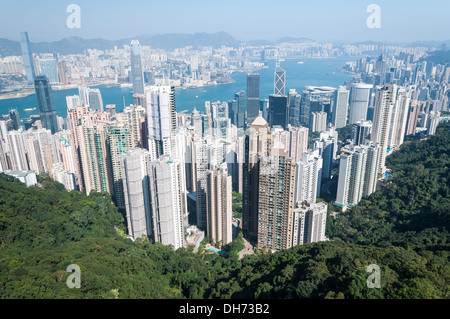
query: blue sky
[{"left": 1, "top": 0, "right": 449, "bottom": 43}]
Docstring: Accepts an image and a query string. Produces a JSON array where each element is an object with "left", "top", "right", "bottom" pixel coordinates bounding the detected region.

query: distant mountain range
[
  {"left": 0, "top": 32, "right": 242, "bottom": 56},
  {"left": 0, "top": 32, "right": 319, "bottom": 56},
  {"left": 1, "top": 32, "right": 449, "bottom": 57},
  {"left": 420, "top": 50, "right": 450, "bottom": 65}
]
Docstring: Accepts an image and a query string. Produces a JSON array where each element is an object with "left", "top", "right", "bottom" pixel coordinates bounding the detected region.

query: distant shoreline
[
  {"left": 0, "top": 78, "right": 239, "bottom": 101},
  {"left": 0, "top": 90, "right": 35, "bottom": 100},
  {"left": 0, "top": 85, "right": 80, "bottom": 101}
]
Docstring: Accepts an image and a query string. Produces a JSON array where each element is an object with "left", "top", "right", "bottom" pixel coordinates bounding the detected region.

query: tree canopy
[{"left": 0, "top": 123, "right": 449, "bottom": 299}]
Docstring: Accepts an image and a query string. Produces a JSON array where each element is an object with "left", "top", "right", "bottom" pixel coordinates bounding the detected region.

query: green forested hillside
[{"left": 0, "top": 123, "right": 449, "bottom": 299}]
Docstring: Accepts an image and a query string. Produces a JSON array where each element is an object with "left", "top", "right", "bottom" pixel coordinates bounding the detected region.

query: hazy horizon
[
  {"left": 1, "top": 31, "right": 450, "bottom": 46},
  {"left": 1, "top": 0, "right": 449, "bottom": 44}
]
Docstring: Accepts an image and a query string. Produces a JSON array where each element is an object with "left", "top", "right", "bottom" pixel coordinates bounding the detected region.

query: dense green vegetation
[
  {"left": 336, "top": 124, "right": 354, "bottom": 143},
  {"left": 332, "top": 123, "right": 450, "bottom": 250},
  {"left": 0, "top": 123, "right": 449, "bottom": 299},
  {"left": 232, "top": 191, "right": 242, "bottom": 219}
]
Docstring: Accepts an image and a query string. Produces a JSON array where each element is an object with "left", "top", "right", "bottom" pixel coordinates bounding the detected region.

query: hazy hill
[
  {"left": 0, "top": 38, "right": 21, "bottom": 57},
  {"left": 420, "top": 50, "right": 450, "bottom": 65},
  {"left": 0, "top": 32, "right": 243, "bottom": 56}
]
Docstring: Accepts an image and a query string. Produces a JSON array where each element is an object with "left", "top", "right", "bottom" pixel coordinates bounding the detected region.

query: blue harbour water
[{"left": 0, "top": 57, "right": 355, "bottom": 122}]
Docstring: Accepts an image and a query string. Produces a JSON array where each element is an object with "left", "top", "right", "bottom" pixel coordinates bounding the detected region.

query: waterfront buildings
[{"left": 34, "top": 75, "right": 58, "bottom": 134}]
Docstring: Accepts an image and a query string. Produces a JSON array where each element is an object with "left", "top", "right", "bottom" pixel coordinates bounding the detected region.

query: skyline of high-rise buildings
[{"left": 1, "top": 28, "right": 448, "bottom": 256}]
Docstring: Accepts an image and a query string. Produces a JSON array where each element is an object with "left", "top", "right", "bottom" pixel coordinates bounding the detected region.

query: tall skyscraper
[
  {"left": 130, "top": 40, "right": 145, "bottom": 95},
  {"left": 228, "top": 100, "right": 238, "bottom": 126},
  {"left": 348, "top": 83, "right": 373, "bottom": 125},
  {"left": 76, "top": 121, "right": 113, "bottom": 195},
  {"left": 272, "top": 124, "right": 309, "bottom": 163},
  {"left": 295, "top": 149, "right": 322, "bottom": 205},
  {"left": 235, "top": 91, "right": 246, "bottom": 131},
  {"left": 299, "top": 91, "right": 312, "bottom": 127},
  {"left": 194, "top": 137, "right": 225, "bottom": 230},
  {"left": 371, "top": 84, "right": 397, "bottom": 175},
  {"left": 310, "top": 111, "right": 328, "bottom": 132},
  {"left": 121, "top": 149, "right": 186, "bottom": 250},
  {"left": 211, "top": 102, "right": 231, "bottom": 138},
  {"left": 268, "top": 94, "right": 288, "bottom": 129},
  {"left": 293, "top": 201, "right": 328, "bottom": 246},
  {"left": 206, "top": 163, "right": 233, "bottom": 246},
  {"left": 19, "top": 32, "right": 36, "bottom": 86},
  {"left": 147, "top": 155, "right": 186, "bottom": 250},
  {"left": 39, "top": 58, "right": 59, "bottom": 85},
  {"left": 57, "top": 61, "right": 68, "bottom": 84},
  {"left": 195, "top": 139, "right": 210, "bottom": 230},
  {"left": 288, "top": 92, "right": 301, "bottom": 127},
  {"left": 34, "top": 75, "right": 58, "bottom": 134},
  {"left": 122, "top": 104, "right": 146, "bottom": 148},
  {"left": 6, "top": 130, "right": 28, "bottom": 171},
  {"left": 427, "top": 111, "right": 440, "bottom": 136},
  {"left": 9, "top": 109, "right": 21, "bottom": 130},
  {"left": 66, "top": 104, "right": 90, "bottom": 190},
  {"left": 191, "top": 108, "right": 209, "bottom": 138},
  {"left": 107, "top": 124, "right": 132, "bottom": 208},
  {"left": 406, "top": 103, "right": 420, "bottom": 136},
  {"left": 246, "top": 74, "right": 260, "bottom": 124},
  {"left": 88, "top": 89, "right": 104, "bottom": 113},
  {"left": 388, "top": 91, "right": 410, "bottom": 150},
  {"left": 257, "top": 145, "right": 296, "bottom": 251},
  {"left": 352, "top": 120, "right": 372, "bottom": 146},
  {"left": 121, "top": 149, "right": 153, "bottom": 240},
  {"left": 274, "top": 61, "right": 286, "bottom": 96},
  {"left": 336, "top": 143, "right": 381, "bottom": 209},
  {"left": 260, "top": 98, "right": 269, "bottom": 121},
  {"left": 313, "top": 127, "right": 337, "bottom": 181},
  {"left": 332, "top": 87, "right": 350, "bottom": 128},
  {"left": 146, "top": 85, "right": 177, "bottom": 160},
  {"left": 78, "top": 86, "right": 90, "bottom": 106},
  {"left": 242, "top": 113, "right": 271, "bottom": 239}
]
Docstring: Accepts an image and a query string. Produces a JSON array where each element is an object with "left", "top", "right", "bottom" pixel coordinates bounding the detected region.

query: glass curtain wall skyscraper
[
  {"left": 130, "top": 40, "right": 145, "bottom": 95},
  {"left": 332, "top": 87, "right": 350, "bottom": 128},
  {"left": 246, "top": 74, "right": 260, "bottom": 125},
  {"left": 348, "top": 83, "right": 373, "bottom": 124},
  {"left": 274, "top": 61, "right": 286, "bottom": 96},
  {"left": 268, "top": 95, "right": 288, "bottom": 129},
  {"left": 19, "top": 32, "right": 36, "bottom": 86},
  {"left": 34, "top": 75, "right": 58, "bottom": 134},
  {"left": 39, "top": 58, "right": 59, "bottom": 85}
]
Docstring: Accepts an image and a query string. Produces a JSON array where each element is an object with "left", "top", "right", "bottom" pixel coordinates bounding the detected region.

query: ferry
[{"left": 24, "top": 107, "right": 36, "bottom": 112}]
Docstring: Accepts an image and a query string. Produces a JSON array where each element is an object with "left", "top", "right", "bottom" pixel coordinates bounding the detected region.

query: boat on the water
[{"left": 24, "top": 107, "right": 36, "bottom": 111}]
